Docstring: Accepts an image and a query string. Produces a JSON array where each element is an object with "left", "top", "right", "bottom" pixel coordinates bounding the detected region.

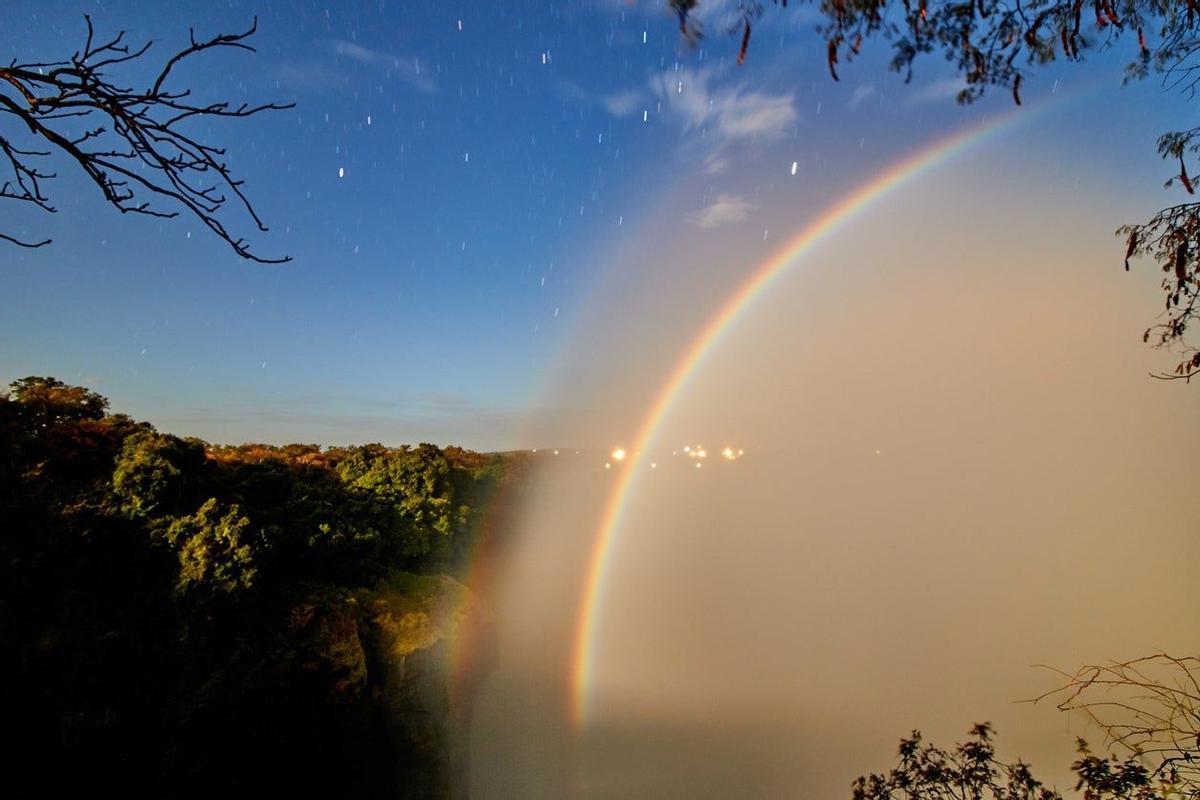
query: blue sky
[{"left": 0, "top": 1, "right": 1187, "bottom": 447}]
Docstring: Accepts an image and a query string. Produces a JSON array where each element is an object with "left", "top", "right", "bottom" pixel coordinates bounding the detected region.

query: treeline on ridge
[{"left": 0, "top": 376, "right": 526, "bottom": 797}]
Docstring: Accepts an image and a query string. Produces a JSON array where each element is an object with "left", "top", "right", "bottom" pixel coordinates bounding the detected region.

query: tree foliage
[
  {"left": 0, "top": 16, "right": 290, "bottom": 261},
  {"left": 0, "top": 376, "right": 520, "bottom": 796},
  {"left": 1036, "top": 654, "right": 1200, "bottom": 798},
  {"left": 671, "top": 0, "right": 1200, "bottom": 380},
  {"left": 112, "top": 429, "right": 204, "bottom": 517},
  {"left": 854, "top": 653, "right": 1200, "bottom": 799},
  {"left": 170, "top": 497, "right": 258, "bottom": 598},
  {"left": 3, "top": 374, "right": 107, "bottom": 427},
  {"left": 852, "top": 722, "right": 1191, "bottom": 799},
  {"left": 852, "top": 723, "right": 1061, "bottom": 799},
  {"left": 337, "top": 442, "right": 469, "bottom": 559}
]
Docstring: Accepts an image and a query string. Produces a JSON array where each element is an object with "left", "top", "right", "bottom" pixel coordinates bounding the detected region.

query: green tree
[
  {"left": 3, "top": 375, "right": 108, "bottom": 428},
  {"left": 336, "top": 443, "right": 467, "bottom": 560},
  {"left": 112, "top": 430, "right": 205, "bottom": 517},
  {"left": 0, "top": 377, "right": 509, "bottom": 795},
  {"left": 0, "top": 377, "right": 129, "bottom": 500},
  {"left": 168, "top": 497, "right": 258, "bottom": 598}
]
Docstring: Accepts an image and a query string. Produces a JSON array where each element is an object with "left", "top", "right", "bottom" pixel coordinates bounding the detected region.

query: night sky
[{"left": 0, "top": 1, "right": 1186, "bottom": 448}]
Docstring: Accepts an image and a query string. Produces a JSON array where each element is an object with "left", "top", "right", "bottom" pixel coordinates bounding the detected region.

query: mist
[
  {"left": 5, "top": 4, "right": 1200, "bottom": 798},
  {"left": 468, "top": 144, "right": 1200, "bottom": 798}
]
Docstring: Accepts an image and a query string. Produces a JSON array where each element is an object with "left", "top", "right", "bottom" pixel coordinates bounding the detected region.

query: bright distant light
[
  {"left": 338, "top": 167, "right": 345, "bottom": 178},
  {"left": 696, "top": 449, "right": 706, "bottom": 459},
  {"left": 553, "top": 450, "right": 559, "bottom": 455},
  {"left": 531, "top": 448, "right": 537, "bottom": 453},
  {"left": 791, "top": 160, "right": 798, "bottom": 175},
  {"left": 611, "top": 448, "right": 627, "bottom": 462},
  {"left": 695, "top": 462, "right": 702, "bottom": 469},
  {"left": 738, "top": 449, "right": 744, "bottom": 456},
  {"left": 605, "top": 462, "right": 611, "bottom": 469},
  {"left": 650, "top": 462, "right": 657, "bottom": 469},
  {"left": 683, "top": 446, "right": 690, "bottom": 453},
  {"left": 722, "top": 447, "right": 735, "bottom": 460}
]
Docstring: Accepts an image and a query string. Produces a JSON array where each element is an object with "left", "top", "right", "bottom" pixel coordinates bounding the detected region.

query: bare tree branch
[
  {"left": 0, "top": 15, "right": 292, "bottom": 263},
  {"left": 0, "top": 231, "right": 50, "bottom": 248},
  {"left": 1031, "top": 653, "right": 1200, "bottom": 795}
]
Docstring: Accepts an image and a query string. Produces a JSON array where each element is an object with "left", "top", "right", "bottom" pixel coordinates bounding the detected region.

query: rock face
[
  {"left": 284, "top": 571, "right": 495, "bottom": 798},
  {"left": 357, "top": 572, "right": 494, "bottom": 799},
  {"left": 381, "top": 635, "right": 461, "bottom": 797}
]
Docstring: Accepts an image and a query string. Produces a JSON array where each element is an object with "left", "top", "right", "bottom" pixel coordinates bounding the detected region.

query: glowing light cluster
[
  {"left": 529, "top": 443, "right": 744, "bottom": 471},
  {"left": 598, "top": 442, "right": 746, "bottom": 469}
]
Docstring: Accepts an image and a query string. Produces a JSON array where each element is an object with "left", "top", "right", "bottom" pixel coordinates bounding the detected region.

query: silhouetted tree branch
[
  {"left": 852, "top": 723, "right": 1062, "bottom": 799},
  {"left": 1033, "top": 653, "right": 1200, "bottom": 796},
  {"left": 670, "top": 0, "right": 1200, "bottom": 381},
  {"left": 853, "top": 721, "right": 1189, "bottom": 799},
  {"left": 855, "top": 656, "right": 1200, "bottom": 798},
  {"left": 0, "top": 16, "right": 292, "bottom": 263}
]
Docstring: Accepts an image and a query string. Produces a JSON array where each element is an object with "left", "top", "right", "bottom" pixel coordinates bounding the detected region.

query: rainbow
[{"left": 569, "top": 94, "right": 1079, "bottom": 726}]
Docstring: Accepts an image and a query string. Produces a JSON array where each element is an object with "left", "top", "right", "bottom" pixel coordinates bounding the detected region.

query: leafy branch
[{"left": 672, "top": 0, "right": 1200, "bottom": 381}]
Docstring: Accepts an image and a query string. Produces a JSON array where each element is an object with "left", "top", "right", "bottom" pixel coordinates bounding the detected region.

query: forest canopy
[{"left": 0, "top": 376, "right": 525, "bottom": 796}]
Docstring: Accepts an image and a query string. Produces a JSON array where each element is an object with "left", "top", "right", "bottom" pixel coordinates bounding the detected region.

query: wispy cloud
[
  {"left": 848, "top": 83, "right": 875, "bottom": 110},
  {"left": 602, "top": 90, "right": 643, "bottom": 117},
  {"left": 702, "top": 153, "right": 729, "bottom": 175},
  {"left": 649, "top": 68, "right": 797, "bottom": 144},
  {"left": 906, "top": 77, "right": 968, "bottom": 106},
  {"left": 685, "top": 193, "right": 754, "bottom": 229},
  {"left": 557, "top": 79, "right": 589, "bottom": 102},
  {"left": 329, "top": 39, "right": 437, "bottom": 93},
  {"left": 275, "top": 63, "right": 348, "bottom": 93},
  {"left": 575, "top": 66, "right": 796, "bottom": 172}
]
